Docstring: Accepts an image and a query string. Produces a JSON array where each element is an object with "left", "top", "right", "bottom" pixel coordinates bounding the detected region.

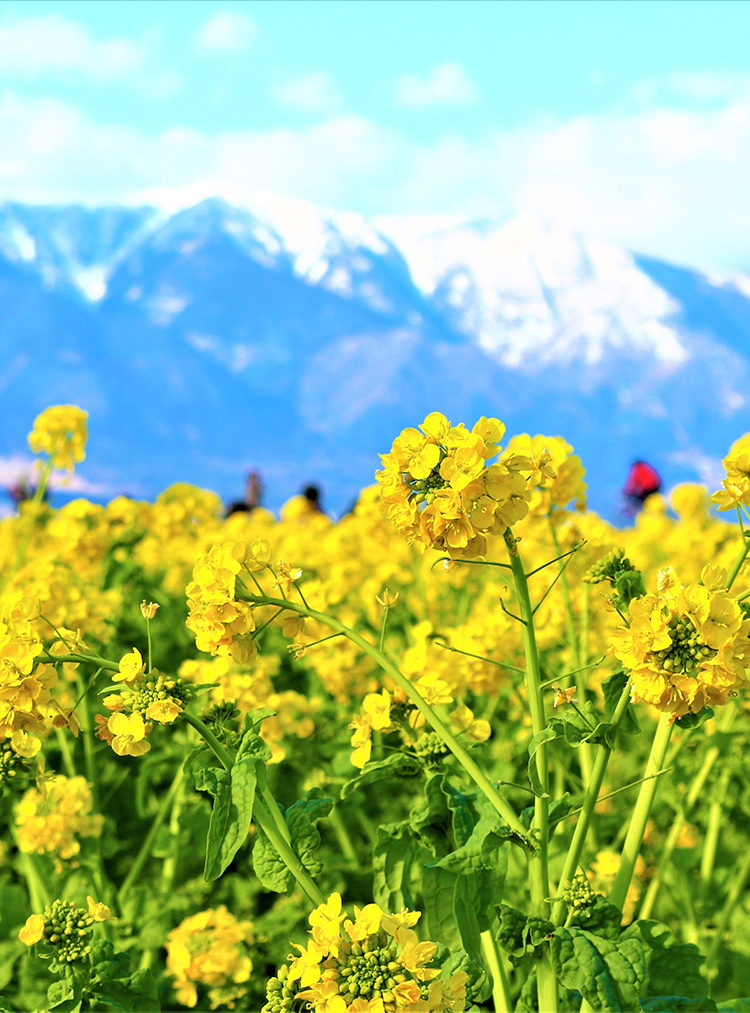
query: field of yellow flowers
[{"left": 1, "top": 406, "right": 750, "bottom": 1013}]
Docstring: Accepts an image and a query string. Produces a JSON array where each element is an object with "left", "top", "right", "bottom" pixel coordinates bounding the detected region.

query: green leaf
[
  {"left": 252, "top": 825, "right": 289, "bottom": 892},
  {"left": 47, "top": 977, "right": 83, "bottom": 1013},
  {"left": 567, "top": 895, "right": 625, "bottom": 941},
  {"left": 550, "top": 926, "right": 647, "bottom": 1012},
  {"left": 495, "top": 903, "right": 554, "bottom": 964},
  {"left": 252, "top": 789, "right": 333, "bottom": 893},
  {"left": 432, "top": 806, "right": 511, "bottom": 877},
  {"left": 717, "top": 1002, "right": 750, "bottom": 1012},
  {"left": 550, "top": 700, "right": 613, "bottom": 747},
  {"left": 340, "top": 752, "right": 421, "bottom": 800},
  {"left": 0, "top": 939, "right": 23, "bottom": 991},
  {"left": 622, "top": 920, "right": 708, "bottom": 1000},
  {"left": 194, "top": 757, "right": 258, "bottom": 881},
  {"left": 528, "top": 726, "right": 557, "bottom": 797},
  {"left": 640, "top": 1000, "right": 717, "bottom": 1012},
  {"left": 372, "top": 822, "right": 415, "bottom": 912},
  {"left": 422, "top": 864, "right": 462, "bottom": 952},
  {"left": 673, "top": 708, "right": 714, "bottom": 731},
  {"left": 410, "top": 774, "right": 453, "bottom": 856},
  {"left": 236, "top": 707, "right": 276, "bottom": 763},
  {"left": 286, "top": 788, "right": 334, "bottom": 877},
  {"left": 614, "top": 569, "right": 647, "bottom": 608},
  {"left": 90, "top": 968, "right": 161, "bottom": 1012},
  {"left": 602, "top": 671, "right": 640, "bottom": 735}
]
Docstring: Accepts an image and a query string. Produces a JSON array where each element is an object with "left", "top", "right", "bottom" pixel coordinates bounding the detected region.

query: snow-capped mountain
[{"left": 1, "top": 193, "right": 749, "bottom": 516}]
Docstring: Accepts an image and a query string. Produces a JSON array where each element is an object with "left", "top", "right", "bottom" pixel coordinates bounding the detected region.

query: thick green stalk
[
  {"left": 552, "top": 677, "right": 633, "bottom": 926},
  {"left": 481, "top": 929, "right": 513, "bottom": 1013},
  {"left": 609, "top": 712, "right": 673, "bottom": 911},
  {"left": 183, "top": 712, "right": 326, "bottom": 907},
  {"left": 40, "top": 651, "right": 120, "bottom": 673},
  {"left": 639, "top": 703, "right": 734, "bottom": 920},
  {"left": 503, "top": 529, "right": 558, "bottom": 1013},
  {"left": 236, "top": 591, "right": 534, "bottom": 846}
]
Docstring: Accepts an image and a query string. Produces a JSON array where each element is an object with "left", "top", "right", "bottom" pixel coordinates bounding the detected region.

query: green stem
[
  {"left": 481, "top": 929, "right": 513, "bottom": 1013},
  {"left": 40, "top": 651, "right": 120, "bottom": 673},
  {"left": 726, "top": 529, "right": 750, "bottom": 590},
  {"left": 639, "top": 704, "right": 734, "bottom": 920},
  {"left": 183, "top": 712, "right": 326, "bottom": 907},
  {"left": 236, "top": 592, "right": 534, "bottom": 846},
  {"left": 699, "top": 769, "right": 730, "bottom": 896},
  {"left": 328, "top": 805, "right": 359, "bottom": 864},
  {"left": 609, "top": 713, "right": 673, "bottom": 912},
  {"left": 503, "top": 529, "right": 558, "bottom": 1013},
  {"left": 55, "top": 727, "right": 77, "bottom": 778},
  {"left": 77, "top": 673, "right": 101, "bottom": 813},
  {"left": 146, "top": 618, "right": 153, "bottom": 672},
  {"left": 18, "top": 847, "right": 50, "bottom": 911},
  {"left": 705, "top": 834, "right": 750, "bottom": 983},
  {"left": 117, "top": 765, "right": 184, "bottom": 911},
  {"left": 552, "top": 677, "right": 633, "bottom": 926}
]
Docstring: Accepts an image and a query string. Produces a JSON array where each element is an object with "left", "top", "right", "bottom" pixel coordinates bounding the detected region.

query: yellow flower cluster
[
  {"left": 15, "top": 775, "right": 103, "bottom": 860},
  {"left": 376, "top": 412, "right": 532, "bottom": 557},
  {"left": 612, "top": 565, "right": 750, "bottom": 716},
  {"left": 503, "top": 433, "right": 587, "bottom": 515},
  {"left": 279, "top": 892, "right": 467, "bottom": 1012},
  {"left": 711, "top": 434, "right": 750, "bottom": 512},
  {"left": 27, "top": 405, "right": 88, "bottom": 472},
  {"left": 96, "top": 648, "right": 189, "bottom": 756},
  {"left": 186, "top": 542, "right": 257, "bottom": 662},
  {"left": 166, "top": 905, "right": 254, "bottom": 1009},
  {"left": 0, "top": 594, "right": 56, "bottom": 759}
]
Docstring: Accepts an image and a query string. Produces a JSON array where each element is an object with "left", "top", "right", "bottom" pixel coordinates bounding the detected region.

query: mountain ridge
[{"left": 1, "top": 194, "right": 748, "bottom": 517}]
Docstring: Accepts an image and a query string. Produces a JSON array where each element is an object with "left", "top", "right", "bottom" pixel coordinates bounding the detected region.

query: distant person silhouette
[
  {"left": 226, "top": 471, "right": 264, "bottom": 517},
  {"left": 281, "top": 484, "right": 329, "bottom": 523},
  {"left": 623, "top": 460, "right": 662, "bottom": 512}
]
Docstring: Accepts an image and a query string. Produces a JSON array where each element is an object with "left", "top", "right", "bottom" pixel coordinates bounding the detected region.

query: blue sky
[{"left": 1, "top": 0, "right": 750, "bottom": 267}]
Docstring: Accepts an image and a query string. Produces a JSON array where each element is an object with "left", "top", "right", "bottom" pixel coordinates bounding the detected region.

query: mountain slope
[{"left": 0, "top": 195, "right": 748, "bottom": 515}]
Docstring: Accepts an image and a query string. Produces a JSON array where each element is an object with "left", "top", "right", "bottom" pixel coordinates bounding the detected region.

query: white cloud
[
  {"left": 394, "top": 63, "right": 478, "bottom": 109},
  {"left": 273, "top": 71, "right": 342, "bottom": 113},
  {"left": 194, "top": 11, "right": 258, "bottom": 54},
  {"left": 6, "top": 83, "right": 750, "bottom": 269},
  {"left": 0, "top": 15, "right": 146, "bottom": 82}
]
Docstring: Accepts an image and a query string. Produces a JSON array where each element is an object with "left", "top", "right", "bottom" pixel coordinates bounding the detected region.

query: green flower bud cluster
[
  {"left": 330, "top": 932, "right": 412, "bottom": 1005},
  {"left": 412, "top": 731, "right": 450, "bottom": 768},
  {"left": 412, "top": 461, "right": 449, "bottom": 503},
  {"left": 203, "top": 702, "right": 241, "bottom": 748},
  {"left": 0, "top": 740, "right": 32, "bottom": 792},
  {"left": 654, "top": 615, "right": 715, "bottom": 675},
  {"left": 43, "top": 899, "right": 95, "bottom": 964},
  {"left": 583, "top": 547, "right": 635, "bottom": 585},
  {"left": 561, "top": 874, "right": 596, "bottom": 912},
  {"left": 130, "top": 672, "right": 190, "bottom": 716},
  {"left": 262, "top": 963, "right": 298, "bottom": 1013}
]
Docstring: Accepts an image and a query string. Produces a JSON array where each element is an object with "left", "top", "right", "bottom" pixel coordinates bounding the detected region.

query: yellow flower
[
  {"left": 107, "top": 712, "right": 151, "bottom": 756},
  {"left": 166, "top": 906, "right": 253, "bottom": 1010},
  {"left": 113, "top": 647, "right": 146, "bottom": 684},
  {"left": 28, "top": 405, "right": 88, "bottom": 472},
  {"left": 19, "top": 913, "right": 45, "bottom": 945},
  {"left": 140, "top": 601, "right": 160, "bottom": 620},
  {"left": 87, "top": 897, "right": 113, "bottom": 922},
  {"left": 15, "top": 775, "right": 103, "bottom": 860}
]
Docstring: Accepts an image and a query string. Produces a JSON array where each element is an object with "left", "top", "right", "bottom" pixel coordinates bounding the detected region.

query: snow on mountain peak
[{"left": 377, "top": 210, "right": 687, "bottom": 368}]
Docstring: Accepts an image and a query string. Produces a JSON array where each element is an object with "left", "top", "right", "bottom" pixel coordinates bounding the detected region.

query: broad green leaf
[
  {"left": 550, "top": 926, "right": 647, "bottom": 1012},
  {"left": 252, "top": 825, "right": 289, "bottom": 892},
  {"left": 453, "top": 872, "right": 484, "bottom": 967},
  {"left": 422, "top": 864, "right": 462, "bottom": 952},
  {"left": 433, "top": 806, "right": 510, "bottom": 877},
  {"left": 0, "top": 939, "right": 23, "bottom": 991},
  {"left": 673, "top": 708, "right": 714, "bottom": 731},
  {"left": 236, "top": 707, "right": 276, "bottom": 762},
  {"left": 717, "top": 1002, "right": 750, "bottom": 1012},
  {"left": 194, "top": 757, "right": 258, "bottom": 881},
  {"left": 495, "top": 903, "right": 553, "bottom": 964},
  {"left": 410, "top": 774, "right": 453, "bottom": 856},
  {"left": 527, "top": 726, "right": 557, "bottom": 797},
  {"left": 340, "top": 752, "right": 421, "bottom": 800},
  {"left": 286, "top": 788, "right": 334, "bottom": 877},
  {"left": 440, "top": 949, "right": 492, "bottom": 1005},
  {"left": 614, "top": 569, "right": 647, "bottom": 608},
  {"left": 568, "top": 895, "right": 625, "bottom": 941},
  {"left": 602, "top": 671, "right": 640, "bottom": 735},
  {"left": 444, "top": 783, "right": 474, "bottom": 847},
  {"left": 640, "top": 1000, "right": 717, "bottom": 1012},
  {"left": 372, "top": 822, "right": 415, "bottom": 912},
  {"left": 47, "top": 977, "right": 83, "bottom": 1013},
  {"left": 89, "top": 969, "right": 160, "bottom": 1012},
  {"left": 622, "top": 920, "right": 708, "bottom": 1000},
  {"left": 252, "top": 789, "right": 333, "bottom": 892}
]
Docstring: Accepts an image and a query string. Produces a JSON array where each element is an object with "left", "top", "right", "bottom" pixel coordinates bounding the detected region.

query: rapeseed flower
[
  {"left": 612, "top": 565, "right": 750, "bottom": 716},
  {"left": 15, "top": 775, "right": 103, "bottom": 860},
  {"left": 166, "top": 905, "right": 254, "bottom": 1009},
  {"left": 27, "top": 405, "right": 88, "bottom": 472},
  {"left": 376, "top": 412, "right": 531, "bottom": 557}
]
